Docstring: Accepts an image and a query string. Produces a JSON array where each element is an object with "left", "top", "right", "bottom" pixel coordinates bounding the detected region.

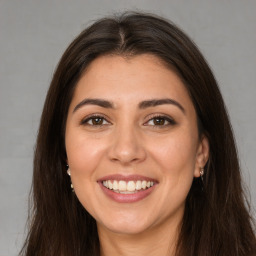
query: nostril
[
  {"left": 108, "top": 147, "right": 145, "bottom": 164},
  {"left": 107, "top": 130, "right": 147, "bottom": 164}
]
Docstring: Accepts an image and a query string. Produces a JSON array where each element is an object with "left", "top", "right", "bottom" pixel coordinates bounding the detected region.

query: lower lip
[{"left": 98, "top": 182, "right": 156, "bottom": 203}]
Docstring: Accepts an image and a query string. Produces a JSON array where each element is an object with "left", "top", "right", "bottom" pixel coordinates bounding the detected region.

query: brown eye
[
  {"left": 153, "top": 117, "right": 166, "bottom": 125},
  {"left": 145, "top": 115, "right": 176, "bottom": 127},
  {"left": 81, "top": 115, "right": 109, "bottom": 126},
  {"left": 91, "top": 117, "right": 104, "bottom": 125}
]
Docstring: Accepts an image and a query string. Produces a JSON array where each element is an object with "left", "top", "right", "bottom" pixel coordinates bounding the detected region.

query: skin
[{"left": 65, "top": 54, "right": 209, "bottom": 256}]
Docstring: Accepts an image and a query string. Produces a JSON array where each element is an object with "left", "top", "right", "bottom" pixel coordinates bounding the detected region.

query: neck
[{"left": 98, "top": 217, "right": 181, "bottom": 256}]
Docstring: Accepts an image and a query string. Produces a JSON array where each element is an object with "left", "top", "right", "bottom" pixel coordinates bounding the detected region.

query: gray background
[{"left": 0, "top": 0, "right": 255, "bottom": 255}]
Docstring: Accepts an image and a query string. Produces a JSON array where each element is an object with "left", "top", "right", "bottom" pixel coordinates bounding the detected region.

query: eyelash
[
  {"left": 80, "top": 114, "right": 176, "bottom": 127},
  {"left": 80, "top": 114, "right": 110, "bottom": 127},
  {"left": 144, "top": 114, "right": 176, "bottom": 127}
]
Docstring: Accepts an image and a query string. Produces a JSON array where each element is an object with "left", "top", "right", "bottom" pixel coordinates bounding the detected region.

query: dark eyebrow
[
  {"left": 73, "top": 98, "right": 114, "bottom": 113},
  {"left": 73, "top": 98, "right": 185, "bottom": 114},
  {"left": 139, "top": 98, "right": 185, "bottom": 113}
]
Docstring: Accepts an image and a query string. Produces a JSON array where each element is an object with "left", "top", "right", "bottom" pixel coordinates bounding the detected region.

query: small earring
[
  {"left": 200, "top": 168, "right": 204, "bottom": 182},
  {"left": 66, "top": 167, "right": 74, "bottom": 192}
]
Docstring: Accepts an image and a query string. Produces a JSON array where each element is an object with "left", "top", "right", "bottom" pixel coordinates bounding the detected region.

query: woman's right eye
[{"left": 81, "top": 116, "right": 110, "bottom": 126}]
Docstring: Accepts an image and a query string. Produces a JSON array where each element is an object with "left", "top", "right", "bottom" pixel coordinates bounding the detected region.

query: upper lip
[{"left": 98, "top": 174, "right": 158, "bottom": 183}]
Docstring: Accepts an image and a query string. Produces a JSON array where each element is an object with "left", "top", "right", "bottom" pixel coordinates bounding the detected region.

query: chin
[
  {"left": 101, "top": 224, "right": 150, "bottom": 236},
  {"left": 97, "top": 216, "right": 153, "bottom": 235}
]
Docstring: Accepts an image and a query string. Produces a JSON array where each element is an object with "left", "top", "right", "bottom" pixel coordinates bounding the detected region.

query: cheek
[
  {"left": 149, "top": 131, "right": 197, "bottom": 196},
  {"left": 65, "top": 130, "right": 106, "bottom": 182},
  {"left": 65, "top": 134, "right": 107, "bottom": 214},
  {"left": 151, "top": 132, "right": 197, "bottom": 173}
]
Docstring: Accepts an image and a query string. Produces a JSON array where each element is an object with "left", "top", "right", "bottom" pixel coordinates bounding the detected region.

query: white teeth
[
  {"left": 114, "top": 191, "right": 136, "bottom": 194},
  {"left": 127, "top": 181, "right": 136, "bottom": 192},
  {"left": 141, "top": 181, "right": 147, "bottom": 189},
  {"left": 102, "top": 179, "right": 155, "bottom": 193},
  {"left": 113, "top": 180, "right": 118, "bottom": 190},
  {"left": 119, "top": 181, "right": 126, "bottom": 191},
  {"left": 136, "top": 180, "right": 142, "bottom": 190},
  {"left": 108, "top": 180, "right": 113, "bottom": 190}
]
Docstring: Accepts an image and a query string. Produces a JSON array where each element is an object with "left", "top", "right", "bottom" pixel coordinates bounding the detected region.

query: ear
[{"left": 194, "top": 135, "right": 210, "bottom": 178}]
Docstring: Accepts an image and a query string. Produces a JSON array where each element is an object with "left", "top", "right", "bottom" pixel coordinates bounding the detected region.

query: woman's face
[{"left": 65, "top": 54, "right": 209, "bottom": 235}]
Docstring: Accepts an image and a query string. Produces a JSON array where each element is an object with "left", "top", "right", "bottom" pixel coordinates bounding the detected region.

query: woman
[{"left": 20, "top": 12, "right": 256, "bottom": 256}]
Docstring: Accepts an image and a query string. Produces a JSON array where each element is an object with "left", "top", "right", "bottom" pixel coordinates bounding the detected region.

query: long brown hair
[{"left": 20, "top": 12, "right": 256, "bottom": 256}]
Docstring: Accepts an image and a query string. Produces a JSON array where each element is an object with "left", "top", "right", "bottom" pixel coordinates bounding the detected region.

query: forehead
[{"left": 71, "top": 54, "right": 194, "bottom": 111}]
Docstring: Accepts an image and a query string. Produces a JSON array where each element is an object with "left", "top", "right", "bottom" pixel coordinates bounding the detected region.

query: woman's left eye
[{"left": 145, "top": 116, "right": 176, "bottom": 126}]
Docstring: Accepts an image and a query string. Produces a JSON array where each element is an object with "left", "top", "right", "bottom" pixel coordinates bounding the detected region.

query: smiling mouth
[{"left": 102, "top": 180, "right": 155, "bottom": 194}]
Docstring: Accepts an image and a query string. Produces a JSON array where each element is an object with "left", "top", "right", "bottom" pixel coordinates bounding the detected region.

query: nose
[{"left": 108, "top": 124, "right": 146, "bottom": 165}]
